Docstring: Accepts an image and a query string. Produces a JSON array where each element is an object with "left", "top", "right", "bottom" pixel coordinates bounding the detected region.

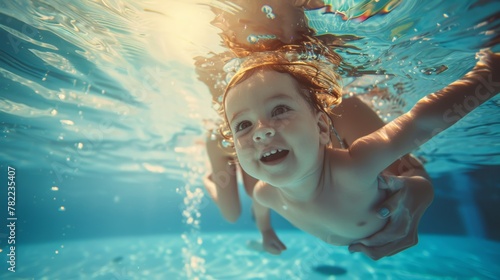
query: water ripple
[{"left": 0, "top": 0, "right": 498, "bottom": 179}]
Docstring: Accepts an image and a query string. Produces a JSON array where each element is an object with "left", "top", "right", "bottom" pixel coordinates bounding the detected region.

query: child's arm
[
  {"left": 240, "top": 170, "right": 287, "bottom": 255},
  {"left": 331, "top": 96, "right": 430, "bottom": 180},
  {"left": 349, "top": 51, "right": 500, "bottom": 182},
  {"left": 204, "top": 133, "right": 287, "bottom": 254},
  {"left": 252, "top": 197, "right": 287, "bottom": 255}
]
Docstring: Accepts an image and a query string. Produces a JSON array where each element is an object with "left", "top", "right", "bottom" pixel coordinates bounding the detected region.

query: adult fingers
[
  {"left": 376, "top": 175, "right": 410, "bottom": 219},
  {"left": 377, "top": 207, "right": 391, "bottom": 219},
  {"left": 378, "top": 175, "right": 405, "bottom": 191},
  {"left": 375, "top": 190, "right": 404, "bottom": 219},
  {"left": 349, "top": 234, "right": 418, "bottom": 260},
  {"left": 358, "top": 209, "right": 412, "bottom": 247},
  {"left": 348, "top": 243, "right": 387, "bottom": 260},
  {"left": 348, "top": 241, "right": 401, "bottom": 261},
  {"left": 354, "top": 231, "right": 401, "bottom": 248}
]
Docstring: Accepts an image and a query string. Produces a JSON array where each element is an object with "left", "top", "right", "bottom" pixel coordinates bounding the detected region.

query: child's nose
[{"left": 252, "top": 125, "right": 275, "bottom": 142}]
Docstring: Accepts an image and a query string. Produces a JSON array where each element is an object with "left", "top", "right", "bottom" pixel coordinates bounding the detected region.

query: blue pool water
[
  {"left": 1, "top": 233, "right": 500, "bottom": 279},
  {"left": 0, "top": 0, "right": 499, "bottom": 279}
]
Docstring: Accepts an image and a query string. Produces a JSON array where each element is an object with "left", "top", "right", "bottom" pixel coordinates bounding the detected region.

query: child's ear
[{"left": 316, "top": 111, "right": 331, "bottom": 145}]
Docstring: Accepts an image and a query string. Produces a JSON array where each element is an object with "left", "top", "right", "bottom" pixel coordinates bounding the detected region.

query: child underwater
[{"left": 195, "top": 0, "right": 499, "bottom": 259}]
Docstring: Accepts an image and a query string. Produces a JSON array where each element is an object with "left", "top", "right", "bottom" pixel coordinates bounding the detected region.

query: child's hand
[
  {"left": 475, "top": 50, "right": 500, "bottom": 81},
  {"left": 477, "top": 49, "right": 500, "bottom": 67},
  {"left": 348, "top": 175, "right": 434, "bottom": 260},
  {"left": 261, "top": 229, "right": 287, "bottom": 255}
]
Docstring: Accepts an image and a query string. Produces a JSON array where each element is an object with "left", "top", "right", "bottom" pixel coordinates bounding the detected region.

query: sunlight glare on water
[
  {"left": 0, "top": 0, "right": 499, "bottom": 181},
  {"left": 0, "top": 0, "right": 221, "bottom": 182}
]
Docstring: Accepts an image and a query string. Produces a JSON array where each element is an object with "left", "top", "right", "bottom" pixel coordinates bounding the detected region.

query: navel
[{"left": 357, "top": 221, "right": 366, "bottom": 227}]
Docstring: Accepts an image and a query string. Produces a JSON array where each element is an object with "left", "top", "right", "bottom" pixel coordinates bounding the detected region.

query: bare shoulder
[
  {"left": 253, "top": 181, "right": 279, "bottom": 208},
  {"left": 324, "top": 147, "right": 379, "bottom": 190}
]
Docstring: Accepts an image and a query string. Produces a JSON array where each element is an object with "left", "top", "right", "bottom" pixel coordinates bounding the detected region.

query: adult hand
[{"left": 348, "top": 175, "right": 434, "bottom": 260}]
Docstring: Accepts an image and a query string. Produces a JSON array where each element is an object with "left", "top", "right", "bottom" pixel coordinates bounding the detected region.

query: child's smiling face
[{"left": 224, "top": 69, "right": 330, "bottom": 186}]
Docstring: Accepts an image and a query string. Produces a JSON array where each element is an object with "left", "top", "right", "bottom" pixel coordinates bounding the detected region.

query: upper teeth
[{"left": 262, "top": 149, "right": 282, "bottom": 158}]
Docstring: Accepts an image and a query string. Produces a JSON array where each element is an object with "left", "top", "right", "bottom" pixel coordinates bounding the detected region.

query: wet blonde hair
[{"left": 218, "top": 37, "right": 343, "bottom": 143}]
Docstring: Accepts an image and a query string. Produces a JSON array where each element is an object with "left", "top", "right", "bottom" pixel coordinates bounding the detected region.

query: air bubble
[
  {"left": 261, "top": 5, "right": 272, "bottom": 14},
  {"left": 247, "top": 35, "right": 258, "bottom": 44},
  {"left": 221, "top": 139, "right": 231, "bottom": 148}
]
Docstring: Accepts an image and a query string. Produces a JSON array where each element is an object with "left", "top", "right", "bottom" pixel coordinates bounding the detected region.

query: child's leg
[{"left": 204, "top": 132, "right": 241, "bottom": 222}]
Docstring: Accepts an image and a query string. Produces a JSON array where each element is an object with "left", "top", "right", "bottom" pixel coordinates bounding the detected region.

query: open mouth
[{"left": 260, "top": 149, "right": 290, "bottom": 165}]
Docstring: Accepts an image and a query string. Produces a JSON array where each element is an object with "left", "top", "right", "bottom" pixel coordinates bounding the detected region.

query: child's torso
[{"left": 271, "top": 176, "right": 388, "bottom": 246}]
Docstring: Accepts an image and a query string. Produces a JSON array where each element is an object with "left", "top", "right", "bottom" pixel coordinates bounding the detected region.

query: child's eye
[
  {"left": 272, "top": 105, "right": 291, "bottom": 116},
  {"left": 235, "top": 120, "right": 251, "bottom": 132}
]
